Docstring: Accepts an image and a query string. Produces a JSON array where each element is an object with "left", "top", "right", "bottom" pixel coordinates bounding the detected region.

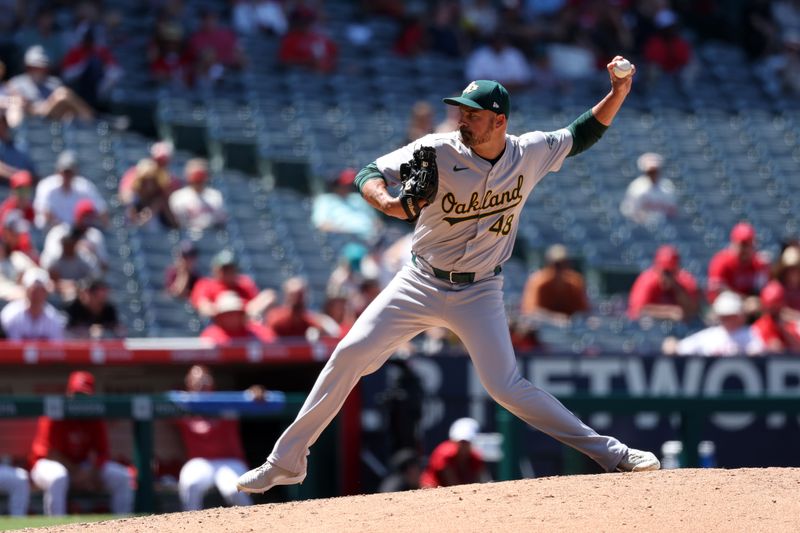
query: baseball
[{"left": 613, "top": 59, "right": 632, "bottom": 78}]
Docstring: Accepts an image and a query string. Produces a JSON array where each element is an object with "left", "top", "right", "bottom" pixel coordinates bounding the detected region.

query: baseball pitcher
[{"left": 238, "top": 56, "right": 660, "bottom": 494}]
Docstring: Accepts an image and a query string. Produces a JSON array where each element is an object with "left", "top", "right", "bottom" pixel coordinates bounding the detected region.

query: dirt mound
[{"left": 28, "top": 468, "right": 800, "bottom": 533}]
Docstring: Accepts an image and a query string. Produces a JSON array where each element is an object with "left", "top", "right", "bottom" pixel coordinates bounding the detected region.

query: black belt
[{"left": 412, "top": 253, "right": 502, "bottom": 284}]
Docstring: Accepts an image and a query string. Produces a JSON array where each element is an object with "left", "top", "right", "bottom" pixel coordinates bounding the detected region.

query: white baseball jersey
[
  {"left": 248, "top": 108, "right": 642, "bottom": 487},
  {"left": 375, "top": 130, "right": 573, "bottom": 273}
]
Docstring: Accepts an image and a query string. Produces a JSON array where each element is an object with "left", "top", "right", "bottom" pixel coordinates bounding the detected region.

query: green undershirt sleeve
[
  {"left": 354, "top": 162, "right": 385, "bottom": 193},
  {"left": 566, "top": 110, "right": 608, "bottom": 157}
]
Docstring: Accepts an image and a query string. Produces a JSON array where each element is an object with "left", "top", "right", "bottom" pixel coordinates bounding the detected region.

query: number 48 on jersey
[{"left": 489, "top": 214, "right": 514, "bottom": 236}]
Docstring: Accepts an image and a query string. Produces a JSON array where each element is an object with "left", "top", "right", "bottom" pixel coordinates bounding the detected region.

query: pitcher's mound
[{"left": 31, "top": 468, "right": 800, "bottom": 533}]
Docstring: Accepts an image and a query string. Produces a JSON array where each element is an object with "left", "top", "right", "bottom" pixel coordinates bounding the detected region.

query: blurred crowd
[
  {"left": 0, "top": 1, "right": 797, "bottom": 105},
  {"left": 0, "top": 2, "right": 124, "bottom": 126},
  {"left": 151, "top": 0, "right": 800, "bottom": 97},
  {"left": 0, "top": 1, "right": 797, "bottom": 351}
]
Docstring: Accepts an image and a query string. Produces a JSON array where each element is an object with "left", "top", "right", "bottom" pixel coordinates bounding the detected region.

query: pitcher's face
[{"left": 458, "top": 107, "right": 498, "bottom": 147}]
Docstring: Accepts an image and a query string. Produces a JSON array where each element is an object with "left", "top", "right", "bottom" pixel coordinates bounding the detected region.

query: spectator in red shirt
[
  {"left": 149, "top": 21, "right": 195, "bottom": 89},
  {"left": 707, "top": 222, "right": 769, "bottom": 303},
  {"left": 752, "top": 281, "right": 800, "bottom": 353},
  {"left": 29, "top": 371, "right": 134, "bottom": 516},
  {"left": 189, "top": 8, "right": 244, "bottom": 70},
  {"left": 643, "top": 10, "right": 692, "bottom": 75},
  {"left": 278, "top": 7, "right": 338, "bottom": 73},
  {"left": 61, "top": 25, "right": 123, "bottom": 110},
  {"left": 0, "top": 171, "right": 35, "bottom": 224},
  {"left": 628, "top": 245, "right": 700, "bottom": 322},
  {"left": 200, "top": 291, "right": 275, "bottom": 345},
  {"left": 264, "top": 276, "right": 326, "bottom": 339},
  {"left": 393, "top": 14, "right": 428, "bottom": 57},
  {"left": 175, "top": 365, "right": 254, "bottom": 511},
  {"left": 190, "top": 250, "right": 259, "bottom": 317},
  {"left": 420, "top": 417, "right": 489, "bottom": 488}
]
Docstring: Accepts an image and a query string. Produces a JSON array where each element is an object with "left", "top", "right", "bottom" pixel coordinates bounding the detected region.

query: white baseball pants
[
  {"left": 179, "top": 457, "right": 252, "bottom": 511},
  {"left": 0, "top": 465, "right": 30, "bottom": 516},
  {"left": 30, "top": 458, "right": 134, "bottom": 516},
  {"left": 268, "top": 264, "right": 628, "bottom": 475}
]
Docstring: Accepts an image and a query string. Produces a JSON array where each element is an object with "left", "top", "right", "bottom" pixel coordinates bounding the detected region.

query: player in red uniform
[
  {"left": 28, "top": 371, "right": 134, "bottom": 516},
  {"left": 175, "top": 365, "right": 253, "bottom": 511}
]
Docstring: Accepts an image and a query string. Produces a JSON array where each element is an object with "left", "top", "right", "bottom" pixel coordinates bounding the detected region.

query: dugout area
[{"left": 0, "top": 361, "right": 349, "bottom": 514}]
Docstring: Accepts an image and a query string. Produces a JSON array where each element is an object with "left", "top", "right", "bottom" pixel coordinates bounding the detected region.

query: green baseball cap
[{"left": 443, "top": 80, "right": 510, "bottom": 117}]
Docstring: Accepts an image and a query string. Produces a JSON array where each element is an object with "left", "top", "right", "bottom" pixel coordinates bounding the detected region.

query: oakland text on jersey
[{"left": 441, "top": 174, "right": 524, "bottom": 225}]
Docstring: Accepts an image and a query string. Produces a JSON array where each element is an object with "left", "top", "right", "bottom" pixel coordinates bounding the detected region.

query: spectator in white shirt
[
  {"left": 40, "top": 199, "right": 107, "bottom": 274},
  {"left": 33, "top": 150, "right": 108, "bottom": 230},
  {"left": 620, "top": 152, "right": 677, "bottom": 226},
  {"left": 233, "top": 0, "right": 288, "bottom": 36},
  {"left": 0, "top": 268, "right": 65, "bottom": 341},
  {"left": 5, "top": 45, "right": 94, "bottom": 124},
  {"left": 465, "top": 33, "right": 532, "bottom": 90},
  {"left": 169, "top": 158, "right": 227, "bottom": 234},
  {"left": 0, "top": 239, "right": 36, "bottom": 302},
  {"left": 664, "top": 291, "right": 764, "bottom": 357}
]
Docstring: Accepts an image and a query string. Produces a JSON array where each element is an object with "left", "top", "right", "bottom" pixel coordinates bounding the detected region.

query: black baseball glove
[{"left": 399, "top": 146, "right": 438, "bottom": 222}]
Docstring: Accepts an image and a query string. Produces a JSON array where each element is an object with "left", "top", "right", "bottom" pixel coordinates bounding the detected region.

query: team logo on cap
[
  {"left": 492, "top": 102, "right": 499, "bottom": 109},
  {"left": 464, "top": 81, "right": 479, "bottom": 94}
]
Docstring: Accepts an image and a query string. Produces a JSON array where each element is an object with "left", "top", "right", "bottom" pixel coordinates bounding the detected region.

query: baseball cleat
[
  {"left": 615, "top": 448, "right": 661, "bottom": 472},
  {"left": 236, "top": 461, "right": 306, "bottom": 494}
]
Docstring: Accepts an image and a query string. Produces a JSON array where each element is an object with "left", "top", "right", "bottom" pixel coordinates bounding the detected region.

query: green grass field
[{"left": 0, "top": 514, "right": 118, "bottom": 531}]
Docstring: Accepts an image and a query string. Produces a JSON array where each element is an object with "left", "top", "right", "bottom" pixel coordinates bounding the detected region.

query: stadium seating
[{"left": 7, "top": 1, "right": 799, "bottom": 353}]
